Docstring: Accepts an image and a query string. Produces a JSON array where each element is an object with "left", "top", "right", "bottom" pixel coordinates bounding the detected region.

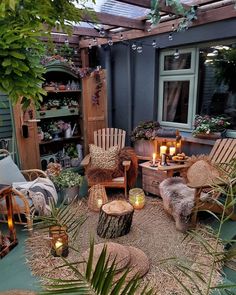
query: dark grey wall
[{"left": 100, "top": 18, "right": 236, "bottom": 141}]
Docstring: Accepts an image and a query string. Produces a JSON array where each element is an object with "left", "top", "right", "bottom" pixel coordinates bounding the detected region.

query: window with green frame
[
  {"left": 159, "top": 43, "right": 236, "bottom": 135},
  {"left": 158, "top": 48, "right": 198, "bottom": 130}
]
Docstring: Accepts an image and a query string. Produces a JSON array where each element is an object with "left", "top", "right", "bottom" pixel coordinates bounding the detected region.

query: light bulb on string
[
  {"left": 172, "top": 24, "right": 175, "bottom": 31},
  {"left": 120, "top": 34, "right": 124, "bottom": 41},
  {"left": 108, "top": 38, "right": 113, "bottom": 46},
  {"left": 88, "top": 43, "right": 92, "bottom": 49},
  {"left": 93, "top": 38, "right": 97, "bottom": 45},
  {"left": 174, "top": 49, "right": 180, "bottom": 59},
  {"left": 99, "top": 28, "right": 106, "bottom": 37},
  {"left": 64, "top": 38, "right": 69, "bottom": 45},
  {"left": 74, "top": 48, "right": 78, "bottom": 55},
  {"left": 137, "top": 44, "right": 143, "bottom": 54},
  {"left": 152, "top": 40, "right": 157, "bottom": 48},
  {"left": 98, "top": 44, "right": 102, "bottom": 48},
  {"left": 131, "top": 43, "right": 137, "bottom": 50},
  {"left": 168, "top": 33, "right": 173, "bottom": 41}
]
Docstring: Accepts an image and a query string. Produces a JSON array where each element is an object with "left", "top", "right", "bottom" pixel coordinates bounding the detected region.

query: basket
[{"left": 88, "top": 184, "right": 108, "bottom": 212}]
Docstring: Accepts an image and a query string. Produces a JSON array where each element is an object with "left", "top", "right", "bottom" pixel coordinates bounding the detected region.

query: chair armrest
[
  {"left": 21, "top": 169, "right": 48, "bottom": 181},
  {"left": 81, "top": 154, "right": 91, "bottom": 167},
  {"left": 187, "top": 179, "right": 224, "bottom": 189},
  {"left": 122, "top": 160, "right": 131, "bottom": 171}
]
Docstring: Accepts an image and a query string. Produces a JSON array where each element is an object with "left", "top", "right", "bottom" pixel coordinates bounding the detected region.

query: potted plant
[
  {"left": 131, "top": 120, "right": 160, "bottom": 157},
  {"left": 51, "top": 170, "right": 83, "bottom": 204},
  {"left": 192, "top": 114, "right": 230, "bottom": 138},
  {"left": 66, "top": 144, "right": 80, "bottom": 167}
]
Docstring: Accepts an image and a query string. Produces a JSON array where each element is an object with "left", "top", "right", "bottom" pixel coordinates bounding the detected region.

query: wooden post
[{"left": 97, "top": 200, "right": 134, "bottom": 238}]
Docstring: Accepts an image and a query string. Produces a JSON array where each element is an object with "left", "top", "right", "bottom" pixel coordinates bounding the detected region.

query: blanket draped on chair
[{"left": 87, "top": 147, "right": 138, "bottom": 188}]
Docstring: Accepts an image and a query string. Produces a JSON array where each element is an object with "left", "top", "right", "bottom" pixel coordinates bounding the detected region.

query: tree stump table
[{"left": 97, "top": 200, "right": 134, "bottom": 238}]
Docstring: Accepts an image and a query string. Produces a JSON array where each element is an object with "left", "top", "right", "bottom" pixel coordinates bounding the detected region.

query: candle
[
  {"left": 160, "top": 145, "right": 167, "bottom": 155},
  {"left": 97, "top": 198, "right": 103, "bottom": 208},
  {"left": 152, "top": 153, "right": 156, "bottom": 165},
  {"left": 169, "top": 147, "right": 176, "bottom": 156},
  {"left": 55, "top": 239, "right": 63, "bottom": 256},
  {"left": 8, "top": 216, "right": 13, "bottom": 232}
]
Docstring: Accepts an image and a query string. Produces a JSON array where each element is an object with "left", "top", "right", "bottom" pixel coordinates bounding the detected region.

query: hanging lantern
[
  {"left": 49, "top": 225, "right": 69, "bottom": 257},
  {"left": 88, "top": 184, "right": 108, "bottom": 212},
  {"left": 0, "top": 185, "right": 18, "bottom": 259},
  {"left": 129, "top": 188, "right": 145, "bottom": 210}
]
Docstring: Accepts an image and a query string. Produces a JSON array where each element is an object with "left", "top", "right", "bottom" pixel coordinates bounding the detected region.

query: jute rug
[{"left": 25, "top": 197, "right": 223, "bottom": 294}]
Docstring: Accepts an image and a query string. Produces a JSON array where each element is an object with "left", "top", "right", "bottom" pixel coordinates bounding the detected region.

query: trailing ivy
[
  {"left": 149, "top": 0, "right": 197, "bottom": 32},
  {"left": 0, "top": 0, "right": 93, "bottom": 109}
]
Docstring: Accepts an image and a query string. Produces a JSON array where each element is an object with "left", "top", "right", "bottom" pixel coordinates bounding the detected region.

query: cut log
[{"left": 97, "top": 200, "right": 134, "bottom": 238}]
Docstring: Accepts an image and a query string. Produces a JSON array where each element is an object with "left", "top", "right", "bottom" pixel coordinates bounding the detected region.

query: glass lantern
[
  {"left": 49, "top": 225, "right": 69, "bottom": 257},
  {"left": 129, "top": 188, "right": 145, "bottom": 210}
]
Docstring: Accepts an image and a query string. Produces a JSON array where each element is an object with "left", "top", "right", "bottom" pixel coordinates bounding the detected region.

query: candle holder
[
  {"left": 49, "top": 225, "right": 69, "bottom": 257},
  {"left": 129, "top": 188, "right": 145, "bottom": 209},
  {"left": 160, "top": 154, "right": 169, "bottom": 166},
  {"left": 149, "top": 161, "right": 158, "bottom": 167},
  {"left": 88, "top": 184, "right": 108, "bottom": 212}
]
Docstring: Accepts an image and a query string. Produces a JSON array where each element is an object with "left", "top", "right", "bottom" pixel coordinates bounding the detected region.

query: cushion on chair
[
  {"left": 89, "top": 144, "right": 119, "bottom": 170},
  {"left": 0, "top": 155, "right": 26, "bottom": 185}
]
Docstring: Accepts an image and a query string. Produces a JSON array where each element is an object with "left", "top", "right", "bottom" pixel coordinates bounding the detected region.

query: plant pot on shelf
[
  {"left": 134, "top": 139, "right": 156, "bottom": 158},
  {"left": 194, "top": 132, "right": 223, "bottom": 140}
]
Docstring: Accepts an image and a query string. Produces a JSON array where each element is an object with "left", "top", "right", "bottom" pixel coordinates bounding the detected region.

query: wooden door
[
  {"left": 82, "top": 69, "right": 108, "bottom": 154},
  {"left": 13, "top": 103, "right": 41, "bottom": 169}
]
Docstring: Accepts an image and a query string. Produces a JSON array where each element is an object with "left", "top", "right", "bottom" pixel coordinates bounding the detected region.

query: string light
[
  {"left": 74, "top": 48, "right": 78, "bottom": 55},
  {"left": 174, "top": 49, "right": 180, "bottom": 59},
  {"left": 108, "top": 38, "right": 113, "bottom": 46},
  {"left": 88, "top": 43, "right": 92, "bottom": 49},
  {"left": 64, "top": 38, "right": 69, "bottom": 45},
  {"left": 99, "top": 28, "right": 106, "bottom": 37},
  {"left": 168, "top": 33, "right": 173, "bottom": 41},
  {"left": 93, "top": 37, "right": 97, "bottom": 45},
  {"left": 120, "top": 34, "right": 124, "bottom": 41},
  {"left": 137, "top": 44, "right": 143, "bottom": 54},
  {"left": 131, "top": 43, "right": 137, "bottom": 50},
  {"left": 152, "top": 40, "right": 157, "bottom": 48}
]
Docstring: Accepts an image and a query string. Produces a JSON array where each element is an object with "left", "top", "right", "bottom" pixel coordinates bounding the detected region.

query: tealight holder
[{"left": 149, "top": 161, "right": 158, "bottom": 167}]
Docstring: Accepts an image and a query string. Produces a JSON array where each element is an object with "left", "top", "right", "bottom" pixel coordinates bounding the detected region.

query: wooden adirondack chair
[
  {"left": 188, "top": 138, "right": 236, "bottom": 224},
  {"left": 81, "top": 128, "right": 131, "bottom": 198}
]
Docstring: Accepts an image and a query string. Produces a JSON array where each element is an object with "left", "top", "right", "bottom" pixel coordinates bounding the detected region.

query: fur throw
[
  {"left": 159, "top": 177, "right": 200, "bottom": 232},
  {"left": 87, "top": 147, "right": 138, "bottom": 188}
]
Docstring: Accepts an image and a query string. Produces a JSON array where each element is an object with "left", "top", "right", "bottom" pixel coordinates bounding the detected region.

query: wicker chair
[{"left": 0, "top": 149, "right": 48, "bottom": 231}]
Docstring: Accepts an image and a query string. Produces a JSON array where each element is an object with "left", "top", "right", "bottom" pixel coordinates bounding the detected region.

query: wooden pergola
[{"left": 49, "top": 0, "right": 236, "bottom": 66}]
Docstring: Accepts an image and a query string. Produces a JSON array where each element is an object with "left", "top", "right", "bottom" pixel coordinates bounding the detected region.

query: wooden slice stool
[{"left": 97, "top": 200, "right": 134, "bottom": 238}]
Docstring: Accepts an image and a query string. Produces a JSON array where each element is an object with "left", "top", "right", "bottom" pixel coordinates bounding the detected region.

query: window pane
[
  {"left": 164, "top": 53, "right": 191, "bottom": 71},
  {"left": 198, "top": 44, "right": 236, "bottom": 130},
  {"left": 162, "top": 80, "right": 190, "bottom": 123}
]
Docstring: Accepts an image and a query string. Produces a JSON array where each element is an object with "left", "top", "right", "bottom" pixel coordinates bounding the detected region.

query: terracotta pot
[{"left": 194, "top": 132, "right": 222, "bottom": 139}]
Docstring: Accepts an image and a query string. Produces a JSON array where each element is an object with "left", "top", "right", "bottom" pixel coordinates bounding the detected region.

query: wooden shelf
[
  {"left": 44, "top": 89, "right": 81, "bottom": 93},
  {"left": 36, "top": 108, "right": 79, "bottom": 119},
  {"left": 39, "top": 135, "right": 81, "bottom": 145}
]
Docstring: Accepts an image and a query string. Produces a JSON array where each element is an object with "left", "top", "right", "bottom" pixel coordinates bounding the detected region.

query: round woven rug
[{"left": 25, "top": 197, "right": 223, "bottom": 294}]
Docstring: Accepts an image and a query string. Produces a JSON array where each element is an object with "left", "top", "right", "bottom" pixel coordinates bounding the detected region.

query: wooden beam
[
  {"left": 79, "top": 4, "right": 236, "bottom": 48},
  {"left": 117, "top": 0, "right": 190, "bottom": 14},
  {"left": 81, "top": 10, "right": 145, "bottom": 30}
]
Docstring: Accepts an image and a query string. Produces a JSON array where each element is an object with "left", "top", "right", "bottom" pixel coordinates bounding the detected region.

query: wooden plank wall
[{"left": 0, "top": 93, "right": 12, "bottom": 139}]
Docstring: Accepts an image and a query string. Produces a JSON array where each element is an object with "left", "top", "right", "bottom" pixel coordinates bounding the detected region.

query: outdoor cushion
[
  {"left": 0, "top": 155, "right": 26, "bottom": 185},
  {"left": 89, "top": 144, "right": 119, "bottom": 170}
]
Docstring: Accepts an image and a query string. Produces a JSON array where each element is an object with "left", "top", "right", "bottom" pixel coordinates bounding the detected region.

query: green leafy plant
[
  {"left": 148, "top": 0, "right": 197, "bottom": 32},
  {"left": 34, "top": 199, "right": 86, "bottom": 240},
  {"left": 0, "top": 0, "right": 93, "bottom": 109},
  {"left": 40, "top": 240, "right": 154, "bottom": 295},
  {"left": 51, "top": 170, "right": 83, "bottom": 189}
]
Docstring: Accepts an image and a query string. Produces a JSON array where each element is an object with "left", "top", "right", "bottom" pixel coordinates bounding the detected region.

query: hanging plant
[{"left": 148, "top": 0, "right": 198, "bottom": 32}]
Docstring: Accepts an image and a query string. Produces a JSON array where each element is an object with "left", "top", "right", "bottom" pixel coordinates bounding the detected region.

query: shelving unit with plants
[{"left": 37, "top": 67, "right": 84, "bottom": 170}]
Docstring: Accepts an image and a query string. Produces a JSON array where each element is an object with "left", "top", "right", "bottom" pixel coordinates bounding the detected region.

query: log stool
[{"left": 97, "top": 200, "right": 134, "bottom": 239}]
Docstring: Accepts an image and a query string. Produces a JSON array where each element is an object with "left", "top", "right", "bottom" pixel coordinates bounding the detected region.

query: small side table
[{"left": 139, "top": 161, "right": 188, "bottom": 196}]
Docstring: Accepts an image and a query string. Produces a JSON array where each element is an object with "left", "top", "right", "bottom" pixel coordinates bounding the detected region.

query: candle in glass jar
[
  {"left": 160, "top": 145, "right": 167, "bottom": 155},
  {"left": 55, "top": 239, "right": 63, "bottom": 256},
  {"left": 152, "top": 153, "right": 156, "bottom": 165},
  {"left": 169, "top": 147, "right": 176, "bottom": 156}
]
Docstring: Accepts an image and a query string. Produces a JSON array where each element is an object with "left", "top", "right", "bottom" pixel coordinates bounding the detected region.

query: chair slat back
[
  {"left": 209, "top": 138, "right": 236, "bottom": 164},
  {"left": 94, "top": 128, "right": 126, "bottom": 150}
]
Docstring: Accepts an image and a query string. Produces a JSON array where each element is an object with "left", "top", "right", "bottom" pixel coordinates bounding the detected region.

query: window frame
[
  {"left": 158, "top": 75, "right": 196, "bottom": 129},
  {"left": 158, "top": 47, "right": 198, "bottom": 130}
]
